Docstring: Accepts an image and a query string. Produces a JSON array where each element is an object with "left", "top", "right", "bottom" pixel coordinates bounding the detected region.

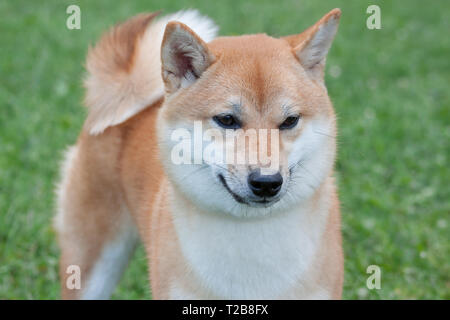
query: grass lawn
[{"left": 0, "top": 0, "right": 448, "bottom": 299}]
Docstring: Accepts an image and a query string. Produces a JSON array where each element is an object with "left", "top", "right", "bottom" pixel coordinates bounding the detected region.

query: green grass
[{"left": 0, "top": 0, "right": 448, "bottom": 299}]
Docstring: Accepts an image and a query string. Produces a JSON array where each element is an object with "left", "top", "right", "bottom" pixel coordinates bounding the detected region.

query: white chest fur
[{"left": 170, "top": 192, "right": 330, "bottom": 299}]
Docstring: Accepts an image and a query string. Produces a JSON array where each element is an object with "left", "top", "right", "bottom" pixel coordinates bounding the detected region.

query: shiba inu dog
[{"left": 55, "top": 8, "right": 343, "bottom": 299}]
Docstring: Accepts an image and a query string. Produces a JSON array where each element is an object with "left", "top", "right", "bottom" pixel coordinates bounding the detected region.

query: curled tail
[{"left": 84, "top": 10, "right": 218, "bottom": 135}]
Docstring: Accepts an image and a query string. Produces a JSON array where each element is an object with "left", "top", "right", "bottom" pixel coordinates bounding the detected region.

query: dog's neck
[{"left": 168, "top": 178, "right": 332, "bottom": 299}]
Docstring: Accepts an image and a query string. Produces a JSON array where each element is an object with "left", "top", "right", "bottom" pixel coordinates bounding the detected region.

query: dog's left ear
[
  {"left": 283, "top": 8, "right": 341, "bottom": 81},
  {"left": 161, "top": 21, "right": 216, "bottom": 94}
]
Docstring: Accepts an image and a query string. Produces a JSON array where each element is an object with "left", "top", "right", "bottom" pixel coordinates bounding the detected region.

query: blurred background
[{"left": 0, "top": 0, "right": 448, "bottom": 299}]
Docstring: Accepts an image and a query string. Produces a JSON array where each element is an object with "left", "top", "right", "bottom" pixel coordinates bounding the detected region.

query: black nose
[{"left": 248, "top": 170, "right": 283, "bottom": 198}]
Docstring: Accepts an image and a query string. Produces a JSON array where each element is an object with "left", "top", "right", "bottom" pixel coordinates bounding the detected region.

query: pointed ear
[
  {"left": 161, "top": 21, "right": 216, "bottom": 94},
  {"left": 283, "top": 9, "right": 341, "bottom": 80}
]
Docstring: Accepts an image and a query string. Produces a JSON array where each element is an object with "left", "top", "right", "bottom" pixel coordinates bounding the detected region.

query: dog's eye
[
  {"left": 213, "top": 114, "right": 241, "bottom": 129},
  {"left": 279, "top": 115, "right": 300, "bottom": 130}
]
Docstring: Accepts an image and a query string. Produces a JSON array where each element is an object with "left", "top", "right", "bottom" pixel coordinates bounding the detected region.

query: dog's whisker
[
  {"left": 179, "top": 164, "right": 209, "bottom": 181},
  {"left": 313, "top": 128, "right": 336, "bottom": 138}
]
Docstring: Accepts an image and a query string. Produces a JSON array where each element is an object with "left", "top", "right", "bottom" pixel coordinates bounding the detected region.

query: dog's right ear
[
  {"left": 161, "top": 21, "right": 216, "bottom": 94},
  {"left": 283, "top": 9, "right": 341, "bottom": 82}
]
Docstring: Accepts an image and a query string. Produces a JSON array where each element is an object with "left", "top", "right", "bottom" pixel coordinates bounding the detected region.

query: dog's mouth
[
  {"left": 218, "top": 174, "right": 247, "bottom": 204},
  {"left": 250, "top": 197, "right": 281, "bottom": 207},
  {"left": 218, "top": 174, "right": 281, "bottom": 207}
]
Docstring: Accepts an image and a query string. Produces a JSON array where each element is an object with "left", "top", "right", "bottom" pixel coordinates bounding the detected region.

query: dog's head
[{"left": 158, "top": 9, "right": 341, "bottom": 217}]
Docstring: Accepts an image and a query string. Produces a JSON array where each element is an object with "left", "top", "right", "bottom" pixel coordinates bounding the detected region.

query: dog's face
[{"left": 158, "top": 9, "right": 340, "bottom": 217}]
